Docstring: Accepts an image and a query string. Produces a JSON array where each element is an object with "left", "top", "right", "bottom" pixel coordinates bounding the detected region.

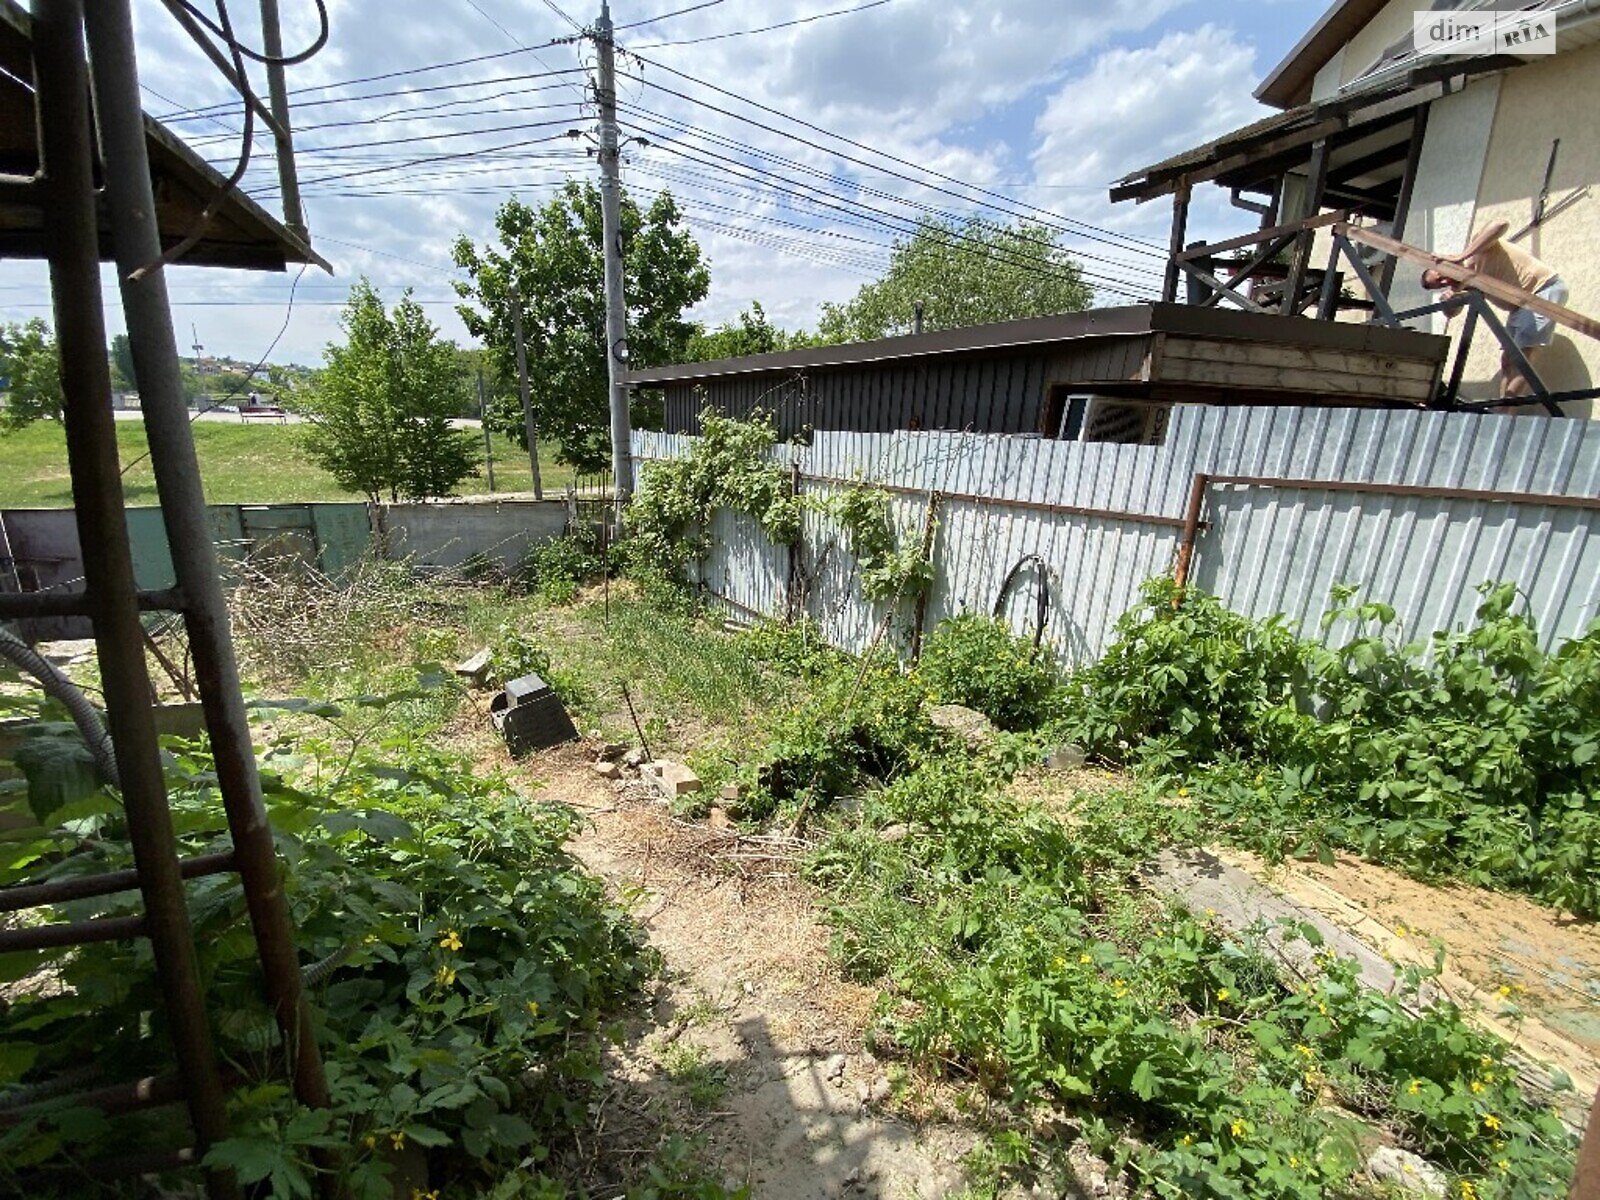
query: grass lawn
[{"left": 0, "top": 419, "right": 576, "bottom": 508}]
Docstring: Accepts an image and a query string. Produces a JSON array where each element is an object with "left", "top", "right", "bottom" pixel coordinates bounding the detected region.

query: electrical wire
[
  {"left": 538, "top": 0, "right": 586, "bottom": 33},
  {"left": 628, "top": 0, "right": 894, "bottom": 47},
  {"left": 464, "top": 0, "right": 523, "bottom": 46},
  {"left": 619, "top": 100, "right": 1164, "bottom": 284},
  {"left": 139, "top": 0, "right": 258, "bottom": 278},
  {"left": 613, "top": 0, "right": 727, "bottom": 32},
  {"left": 627, "top": 53, "right": 1166, "bottom": 254},
  {"left": 631, "top": 132, "right": 1151, "bottom": 298},
  {"left": 118, "top": 263, "right": 311, "bottom": 480},
  {"left": 189, "top": 99, "right": 586, "bottom": 147},
  {"left": 169, "top": 0, "right": 329, "bottom": 65},
  {"left": 151, "top": 38, "right": 580, "bottom": 123}
]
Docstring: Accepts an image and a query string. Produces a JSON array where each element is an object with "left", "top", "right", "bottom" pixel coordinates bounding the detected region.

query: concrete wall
[{"left": 381, "top": 500, "right": 569, "bottom": 571}]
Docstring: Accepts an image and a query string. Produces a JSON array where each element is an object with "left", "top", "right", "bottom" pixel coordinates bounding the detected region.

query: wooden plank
[
  {"left": 1339, "top": 223, "right": 1600, "bottom": 341},
  {"left": 1158, "top": 357, "right": 1435, "bottom": 399},
  {"left": 1159, "top": 336, "right": 1440, "bottom": 382},
  {"left": 1282, "top": 140, "right": 1331, "bottom": 315},
  {"left": 1377, "top": 110, "right": 1428, "bottom": 294},
  {"left": 1162, "top": 180, "right": 1191, "bottom": 303},
  {"left": 1178, "top": 261, "right": 1271, "bottom": 313},
  {"left": 1178, "top": 208, "right": 1351, "bottom": 260}
]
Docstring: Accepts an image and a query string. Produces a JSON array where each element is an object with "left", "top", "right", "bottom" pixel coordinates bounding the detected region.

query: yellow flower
[
  {"left": 1177, "top": 788, "right": 1189, "bottom": 798},
  {"left": 1230, "top": 1119, "right": 1248, "bottom": 1137},
  {"left": 1408, "top": 1079, "right": 1422, "bottom": 1096},
  {"left": 1479, "top": 1055, "right": 1493, "bottom": 1067},
  {"left": 1394, "top": 925, "right": 1408, "bottom": 938},
  {"left": 1288, "top": 1156, "right": 1300, "bottom": 1169},
  {"left": 412, "top": 1192, "right": 439, "bottom": 1200},
  {"left": 1317, "top": 1001, "right": 1329, "bottom": 1016},
  {"left": 1078, "top": 953, "right": 1093, "bottom": 964},
  {"left": 362, "top": 932, "right": 379, "bottom": 945},
  {"left": 435, "top": 964, "right": 456, "bottom": 987},
  {"left": 1052, "top": 956, "right": 1067, "bottom": 970},
  {"left": 1459, "top": 1183, "right": 1478, "bottom": 1200},
  {"left": 526, "top": 1000, "right": 540, "bottom": 1017},
  {"left": 439, "top": 929, "right": 464, "bottom": 952},
  {"left": 363, "top": 1134, "right": 377, "bottom": 1150},
  {"left": 1496, "top": 985, "right": 1512, "bottom": 999},
  {"left": 1216, "top": 988, "right": 1230, "bottom": 1002},
  {"left": 1178, "top": 1134, "right": 1194, "bottom": 1146},
  {"left": 1470, "top": 1080, "right": 1485, "bottom": 1094},
  {"left": 390, "top": 1131, "right": 406, "bottom": 1150},
  {"left": 1295, "top": 1044, "right": 1313, "bottom": 1058},
  {"left": 1497, "top": 1160, "right": 1510, "bottom": 1173},
  {"left": 1204, "top": 907, "right": 1217, "bottom": 918},
  {"left": 1483, "top": 1114, "right": 1502, "bottom": 1131}
]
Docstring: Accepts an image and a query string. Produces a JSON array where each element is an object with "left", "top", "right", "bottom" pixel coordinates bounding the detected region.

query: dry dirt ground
[{"left": 519, "top": 743, "right": 982, "bottom": 1200}]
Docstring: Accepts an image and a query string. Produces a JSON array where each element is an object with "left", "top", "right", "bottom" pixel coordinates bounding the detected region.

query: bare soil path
[{"left": 526, "top": 744, "right": 981, "bottom": 1200}]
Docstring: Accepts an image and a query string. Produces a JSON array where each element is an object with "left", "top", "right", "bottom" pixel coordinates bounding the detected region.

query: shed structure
[{"left": 624, "top": 302, "right": 1450, "bottom": 442}]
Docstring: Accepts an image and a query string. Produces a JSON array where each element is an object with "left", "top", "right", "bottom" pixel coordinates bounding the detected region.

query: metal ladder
[{"left": 0, "top": 1, "right": 328, "bottom": 1193}]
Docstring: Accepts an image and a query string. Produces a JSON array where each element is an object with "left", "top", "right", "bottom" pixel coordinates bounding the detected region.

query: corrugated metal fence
[{"left": 633, "top": 405, "right": 1600, "bottom": 664}]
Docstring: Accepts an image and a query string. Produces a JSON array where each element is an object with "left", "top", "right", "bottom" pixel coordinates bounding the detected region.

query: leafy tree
[
  {"left": 685, "top": 302, "right": 816, "bottom": 362},
  {"left": 0, "top": 320, "right": 63, "bottom": 431},
  {"left": 109, "top": 333, "right": 136, "bottom": 392},
  {"left": 452, "top": 181, "right": 709, "bottom": 472},
  {"left": 817, "top": 217, "right": 1091, "bottom": 343},
  {"left": 296, "top": 279, "right": 479, "bottom": 503}
]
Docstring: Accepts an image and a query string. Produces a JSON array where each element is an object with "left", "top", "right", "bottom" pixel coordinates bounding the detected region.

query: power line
[
  {"left": 464, "top": 0, "right": 524, "bottom": 46},
  {"left": 188, "top": 98, "right": 586, "bottom": 145},
  {"left": 613, "top": 0, "right": 727, "bottom": 32},
  {"left": 538, "top": 0, "right": 586, "bottom": 32},
  {"left": 619, "top": 100, "right": 1163, "bottom": 284},
  {"left": 151, "top": 37, "right": 580, "bottom": 122},
  {"left": 630, "top": 132, "right": 1151, "bottom": 298},
  {"left": 208, "top": 116, "right": 581, "bottom": 169},
  {"left": 627, "top": 53, "right": 1165, "bottom": 254},
  {"left": 628, "top": 0, "right": 894, "bottom": 48},
  {"left": 162, "top": 68, "right": 587, "bottom": 126}
]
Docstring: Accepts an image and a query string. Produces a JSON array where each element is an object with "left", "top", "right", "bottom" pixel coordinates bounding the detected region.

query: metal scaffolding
[{"left": 0, "top": 0, "right": 328, "bottom": 1191}]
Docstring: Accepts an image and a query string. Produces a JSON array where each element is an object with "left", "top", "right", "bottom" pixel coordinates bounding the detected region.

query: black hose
[
  {"left": 0, "top": 627, "right": 119, "bottom": 787},
  {"left": 992, "top": 554, "right": 1051, "bottom": 647}
]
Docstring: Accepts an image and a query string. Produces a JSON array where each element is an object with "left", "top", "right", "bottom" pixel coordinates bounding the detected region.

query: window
[{"left": 1043, "top": 387, "right": 1168, "bottom": 445}]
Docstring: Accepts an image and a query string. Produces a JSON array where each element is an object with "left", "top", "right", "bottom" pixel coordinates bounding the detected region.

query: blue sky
[{"left": 0, "top": 0, "right": 1330, "bottom": 365}]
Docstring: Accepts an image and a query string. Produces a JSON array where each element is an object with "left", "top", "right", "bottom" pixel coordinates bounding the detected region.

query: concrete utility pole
[
  {"left": 476, "top": 365, "right": 495, "bottom": 493},
  {"left": 257, "top": 0, "right": 306, "bottom": 240},
  {"left": 594, "top": 2, "right": 634, "bottom": 502},
  {"left": 507, "top": 281, "right": 542, "bottom": 500}
]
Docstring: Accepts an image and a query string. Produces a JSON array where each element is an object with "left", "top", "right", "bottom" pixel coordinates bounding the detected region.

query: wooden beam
[
  {"left": 1378, "top": 109, "right": 1429, "bottom": 294},
  {"left": 1282, "top": 140, "right": 1331, "bottom": 315},
  {"left": 1177, "top": 260, "right": 1270, "bottom": 313},
  {"left": 1162, "top": 180, "right": 1191, "bottom": 303},
  {"left": 1338, "top": 223, "right": 1600, "bottom": 341},
  {"left": 1178, "top": 208, "right": 1350, "bottom": 261}
]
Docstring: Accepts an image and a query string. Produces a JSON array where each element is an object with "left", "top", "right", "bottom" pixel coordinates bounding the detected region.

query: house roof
[
  {"left": 620, "top": 303, "right": 1448, "bottom": 387},
  {"left": 0, "top": 0, "right": 327, "bottom": 272},
  {"left": 1256, "top": 0, "right": 1391, "bottom": 110}
]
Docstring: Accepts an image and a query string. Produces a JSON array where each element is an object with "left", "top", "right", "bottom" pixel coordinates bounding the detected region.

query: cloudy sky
[{"left": 0, "top": 0, "right": 1325, "bottom": 365}]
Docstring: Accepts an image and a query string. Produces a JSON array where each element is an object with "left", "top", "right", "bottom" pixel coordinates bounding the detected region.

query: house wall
[
  {"left": 1457, "top": 40, "right": 1600, "bottom": 415},
  {"left": 1338, "top": 0, "right": 1421, "bottom": 88}
]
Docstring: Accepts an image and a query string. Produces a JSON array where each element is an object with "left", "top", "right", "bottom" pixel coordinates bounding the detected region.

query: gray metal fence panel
[{"left": 633, "top": 405, "right": 1600, "bottom": 665}]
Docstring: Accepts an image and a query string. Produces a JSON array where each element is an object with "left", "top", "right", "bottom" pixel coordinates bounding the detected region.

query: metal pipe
[
  {"left": 0, "top": 850, "right": 235, "bottom": 913},
  {"left": 0, "top": 913, "right": 147, "bottom": 953},
  {"left": 796, "top": 472, "right": 1192, "bottom": 529},
  {"left": 1204, "top": 472, "right": 1600, "bottom": 510},
  {"left": 32, "top": 6, "right": 239, "bottom": 1196},
  {"left": 83, "top": 0, "right": 330, "bottom": 1118},
  {"left": 0, "top": 584, "right": 183, "bottom": 619},
  {"left": 0, "top": 623, "right": 118, "bottom": 784},
  {"left": 256, "top": 0, "right": 306, "bottom": 238},
  {"left": 1172, "top": 472, "right": 1209, "bottom": 588}
]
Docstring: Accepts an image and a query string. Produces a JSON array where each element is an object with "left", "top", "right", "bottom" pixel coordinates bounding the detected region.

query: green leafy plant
[
  {"left": 917, "top": 614, "right": 1061, "bottom": 730},
  {"left": 820, "top": 486, "right": 932, "bottom": 604},
  {"left": 626, "top": 410, "right": 802, "bottom": 575},
  {"left": 0, "top": 730, "right": 651, "bottom": 1198},
  {"left": 516, "top": 529, "right": 610, "bottom": 606}
]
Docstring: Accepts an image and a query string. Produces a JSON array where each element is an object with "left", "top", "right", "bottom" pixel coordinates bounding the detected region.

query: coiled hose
[
  {"left": 0, "top": 625, "right": 118, "bottom": 788},
  {"left": 992, "top": 554, "right": 1051, "bottom": 647}
]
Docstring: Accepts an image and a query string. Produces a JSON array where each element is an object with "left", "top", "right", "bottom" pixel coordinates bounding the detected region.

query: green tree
[
  {"left": 0, "top": 320, "right": 63, "bottom": 431},
  {"left": 109, "top": 333, "right": 136, "bottom": 392},
  {"left": 452, "top": 181, "right": 709, "bottom": 472},
  {"left": 685, "top": 301, "right": 817, "bottom": 362},
  {"left": 297, "top": 279, "right": 479, "bottom": 503},
  {"left": 817, "top": 217, "right": 1092, "bottom": 343}
]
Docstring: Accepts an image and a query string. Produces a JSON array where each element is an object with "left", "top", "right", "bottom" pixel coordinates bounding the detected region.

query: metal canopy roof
[
  {"left": 0, "top": 0, "right": 327, "bottom": 272},
  {"left": 1256, "top": 0, "right": 1392, "bottom": 110},
  {"left": 620, "top": 303, "right": 1449, "bottom": 387},
  {"left": 1109, "top": 57, "right": 1513, "bottom": 205}
]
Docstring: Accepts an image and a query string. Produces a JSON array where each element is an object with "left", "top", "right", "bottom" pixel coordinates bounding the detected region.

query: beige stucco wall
[{"left": 1455, "top": 41, "right": 1600, "bottom": 416}]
